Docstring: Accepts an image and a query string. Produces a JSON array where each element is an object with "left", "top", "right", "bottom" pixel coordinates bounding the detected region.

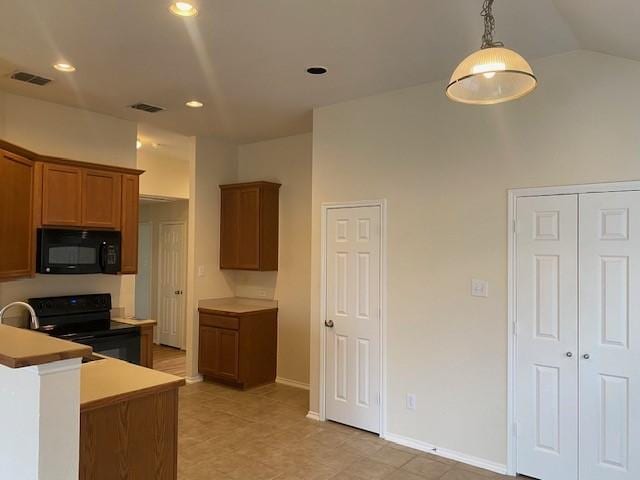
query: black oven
[
  {"left": 73, "top": 328, "right": 141, "bottom": 365},
  {"left": 37, "top": 228, "right": 121, "bottom": 274}
]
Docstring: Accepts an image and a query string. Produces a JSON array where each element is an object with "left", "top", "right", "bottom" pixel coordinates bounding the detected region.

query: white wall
[
  {"left": 185, "top": 136, "right": 237, "bottom": 378},
  {"left": 310, "top": 50, "right": 640, "bottom": 466},
  {"left": 236, "top": 133, "right": 312, "bottom": 385},
  {"left": 0, "top": 92, "right": 138, "bottom": 316},
  {"left": 138, "top": 150, "right": 189, "bottom": 199}
]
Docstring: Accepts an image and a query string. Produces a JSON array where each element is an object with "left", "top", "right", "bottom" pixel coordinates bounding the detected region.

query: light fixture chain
[{"left": 481, "top": 0, "right": 504, "bottom": 49}]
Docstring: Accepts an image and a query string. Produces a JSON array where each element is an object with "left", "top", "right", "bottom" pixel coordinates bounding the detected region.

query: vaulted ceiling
[{"left": 0, "top": 1, "right": 636, "bottom": 143}]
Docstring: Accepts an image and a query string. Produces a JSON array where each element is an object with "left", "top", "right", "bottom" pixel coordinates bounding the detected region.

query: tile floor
[{"left": 178, "top": 381, "right": 512, "bottom": 480}]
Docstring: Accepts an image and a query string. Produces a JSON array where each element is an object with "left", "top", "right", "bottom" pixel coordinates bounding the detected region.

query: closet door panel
[
  {"left": 579, "top": 191, "right": 640, "bottom": 480},
  {"left": 515, "top": 194, "right": 579, "bottom": 480}
]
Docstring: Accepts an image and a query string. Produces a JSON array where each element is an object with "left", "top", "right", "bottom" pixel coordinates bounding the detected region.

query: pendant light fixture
[{"left": 446, "top": 0, "right": 537, "bottom": 105}]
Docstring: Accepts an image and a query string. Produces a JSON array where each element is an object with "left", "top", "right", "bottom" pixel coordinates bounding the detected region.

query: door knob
[
  {"left": 324, "top": 320, "right": 334, "bottom": 328},
  {"left": 566, "top": 352, "right": 573, "bottom": 358},
  {"left": 583, "top": 354, "right": 590, "bottom": 360}
]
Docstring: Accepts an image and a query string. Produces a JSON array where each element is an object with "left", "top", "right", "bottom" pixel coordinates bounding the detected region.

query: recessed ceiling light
[
  {"left": 306, "top": 66, "right": 328, "bottom": 75},
  {"left": 185, "top": 100, "right": 204, "bottom": 108},
  {"left": 169, "top": 2, "right": 198, "bottom": 16},
  {"left": 136, "top": 139, "right": 142, "bottom": 150},
  {"left": 53, "top": 63, "right": 76, "bottom": 72}
]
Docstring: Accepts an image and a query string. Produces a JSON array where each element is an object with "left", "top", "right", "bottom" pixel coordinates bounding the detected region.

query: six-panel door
[
  {"left": 516, "top": 195, "right": 579, "bottom": 480},
  {"left": 579, "top": 191, "right": 640, "bottom": 480},
  {"left": 325, "top": 206, "right": 381, "bottom": 433}
]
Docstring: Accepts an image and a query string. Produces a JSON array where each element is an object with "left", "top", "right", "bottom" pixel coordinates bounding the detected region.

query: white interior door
[
  {"left": 579, "top": 191, "right": 640, "bottom": 480},
  {"left": 158, "top": 222, "right": 186, "bottom": 348},
  {"left": 516, "top": 195, "right": 579, "bottom": 480},
  {"left": 325, "top": 206, "right": 381, "bottom": 433}
]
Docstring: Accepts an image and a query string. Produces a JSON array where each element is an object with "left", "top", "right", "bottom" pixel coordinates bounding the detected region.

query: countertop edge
[
  {"left": 198, "top": 306, "right": 279, "bottom": 316},
  {"left": 80, "top": 377, "right": 185, "bottom": 413}
]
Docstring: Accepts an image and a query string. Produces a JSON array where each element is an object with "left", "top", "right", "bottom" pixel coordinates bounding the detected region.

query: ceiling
[{"left": 0, "top": 1, "right": 636, "bottom": 143}]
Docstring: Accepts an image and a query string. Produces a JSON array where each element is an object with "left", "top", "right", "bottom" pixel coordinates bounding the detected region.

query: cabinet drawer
[{"left": 199, "top": 312, "right": 239, "bottom": 330}]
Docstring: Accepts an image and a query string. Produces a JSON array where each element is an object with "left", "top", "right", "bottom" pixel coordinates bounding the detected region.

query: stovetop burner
[{"left": 28, "top": 293, "right": 129, "bottom": 337}]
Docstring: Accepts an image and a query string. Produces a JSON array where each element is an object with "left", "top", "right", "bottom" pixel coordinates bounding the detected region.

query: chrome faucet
[{"left": 0, "top": 302, "right": 40, "bottom": 330}]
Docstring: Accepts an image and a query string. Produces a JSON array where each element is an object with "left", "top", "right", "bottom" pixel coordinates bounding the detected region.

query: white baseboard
[
  {"left": 384, "top": 432, "right": 507, "bottom": 476},
  {"left": 276, "top": 376, "right": 310, "bottom": 391},
  {"left": 185, "top": 374, "right": 203, "bottom": 384},
  {"left": 306, "top": 411, "right": 320, "bottom": 421}
]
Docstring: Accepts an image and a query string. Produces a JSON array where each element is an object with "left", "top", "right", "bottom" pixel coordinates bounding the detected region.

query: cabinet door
[
  {"left": 81, "top": 169, "right": 122, "bottom": 229},
  {"left": 220, "top": 188, "right": 240, "bottom": 269},
  {"left": 120, "top": 174, "right": 139, "bottom": 274},
  {"left": 198, "top": 326, "right": 218, "bottom": 377},
  {"left": 198, "top": 325, "right": 239, "bottom": 380},
  {"left": 237, "top": 187, "right": 261, "bottom": 269},
  {"left": 0, "top": 150, "right": 34, "bottom": 281},
  {"left": 41, "top": 163, "right": 82, "bottom": 226},
  {"left": 215, "top": 328, "right": 239, "bottom": 380}
]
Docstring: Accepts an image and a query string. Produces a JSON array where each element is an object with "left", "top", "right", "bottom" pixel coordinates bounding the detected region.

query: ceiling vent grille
[
  {"left": 129, "top": 103, "right": 165, "bottom": 113},
  {"left": 10, "top": 71, "right": 53, "bottom": 86}
]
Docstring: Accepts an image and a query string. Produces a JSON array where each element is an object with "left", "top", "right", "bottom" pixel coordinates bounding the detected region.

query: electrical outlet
[
  {"left": 197, "top": 265, "right": 205, "bottom": 277},
  {"left": 407, "top": 393, "right": 416, "bottom": 411},
  {"left": 471, "top": 278, "right": 489, "bottom": 297}
]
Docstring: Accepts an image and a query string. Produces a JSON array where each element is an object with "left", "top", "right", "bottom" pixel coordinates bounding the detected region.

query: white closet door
[
  {"left": 325, "top": 206, "right": 381, "bottom": 433},
  {"left": 579, "top": 191, "right": 640, "bottom": 480},
  {"left": 516, "top": 195, "right": 579, "bottom": 480}
]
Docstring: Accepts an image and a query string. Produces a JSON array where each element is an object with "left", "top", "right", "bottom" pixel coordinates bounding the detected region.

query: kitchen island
[
  {"left": 0, "top": 324, "right": 183, "bottom": 480},
  {"left": 80, "top": 357, "right": 184, "bottom": 480}
]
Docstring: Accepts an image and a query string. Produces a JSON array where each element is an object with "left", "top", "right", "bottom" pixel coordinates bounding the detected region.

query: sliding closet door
[
  {"left": 579, "top": 191, "right": 640, "bottom": 480},
  {"left": 516, "top": 195, "right": 579, "bottom": 480}
]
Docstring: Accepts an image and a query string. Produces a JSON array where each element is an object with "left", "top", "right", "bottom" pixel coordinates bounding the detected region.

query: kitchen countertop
[
  {"left": 80, "top": 357, "right": 184, "bottom": 412},
  {"left": 0, "top": 324, "right": 91, "bottom": 368},
  {"left": 112, "top": 317, "right": 157, "bottom": 326},
  {"left": 198, "top": 297, "right": 278, "bottom": 315}
]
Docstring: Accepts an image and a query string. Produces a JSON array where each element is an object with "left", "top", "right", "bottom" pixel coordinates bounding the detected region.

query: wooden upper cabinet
[
  {"left": 219, "top": 182, "right": 280, "bottom": 271},
  {"left": 120, "top": 174, "right": 139, "bottom": 274},
  {"left": 81, "top": 170, "right": 122, "bottom": 229},
  {"left": 41, "top": 163, "right": 83, "bottom": 226},
  {"left": 0, "top": 150, "right": 35, "bottom": 281}
]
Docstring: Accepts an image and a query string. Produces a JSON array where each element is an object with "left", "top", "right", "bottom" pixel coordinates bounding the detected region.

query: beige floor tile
[
  {"left": 383, "top": 469, "right": 428, "bottom": 480},
  {"left": 402, "top": 456, "right": 454, "bottom": 479},
  {"left": 177, "top": 381, "right": 505, "bottom": 480},
  {"left": 371, "top": 445, "right": 416, "bottom": 467},
  {"left": 343, "top": 457, "right": 397, "bottom": 479}
]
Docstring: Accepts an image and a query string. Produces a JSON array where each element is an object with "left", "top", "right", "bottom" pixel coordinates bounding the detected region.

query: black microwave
[{"left": 37, "top": 229, "right": 121, "bottom": 274}]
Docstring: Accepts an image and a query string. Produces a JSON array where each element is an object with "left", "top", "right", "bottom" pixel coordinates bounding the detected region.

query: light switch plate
[
  {"left": 471, "top": 279, "right": 489, "bottom": 298},
  {"left": 197, "top": 265, "right": 205, "bottom": 277}
]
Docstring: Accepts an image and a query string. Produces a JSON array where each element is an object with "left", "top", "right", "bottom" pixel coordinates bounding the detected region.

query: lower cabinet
[
  {"left": 198, "top": 309, "right": 277, "bottom": 389},
  {"left": 80, "top": 388, "right": 179, "bottom": 480},
  {"left": 139, "top": 324, "right": 154, "bottom": 368}
]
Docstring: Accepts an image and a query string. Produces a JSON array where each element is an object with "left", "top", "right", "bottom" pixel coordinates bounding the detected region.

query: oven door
[{"left": 74, "top": 330, "right": 141, "bottom": 365}]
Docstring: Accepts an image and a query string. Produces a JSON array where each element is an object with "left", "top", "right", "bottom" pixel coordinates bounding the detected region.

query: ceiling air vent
[
  {"left": 129, "top": 103, "right": 165, "bottom": 113},
  {"left": 10, "top": 71, "right": 53, "bottom": 86}
]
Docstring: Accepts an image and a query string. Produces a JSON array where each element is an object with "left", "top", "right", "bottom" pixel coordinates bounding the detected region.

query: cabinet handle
[
  {"left": 566, "top": 352, "right": 573, "bottom": 358},
  {"left": 583, "top": 354, "right": 590, "bottom": 360}
]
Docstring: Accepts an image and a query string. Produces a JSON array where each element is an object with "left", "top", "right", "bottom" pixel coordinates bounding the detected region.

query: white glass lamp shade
[{"left": 447, "top": 47, "right": 537, "bottom": 105}]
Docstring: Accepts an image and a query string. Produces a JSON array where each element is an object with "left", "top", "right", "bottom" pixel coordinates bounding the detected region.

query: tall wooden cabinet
[
  {"left": 219, "top": 182, "right": 280, "bottom": 271},
  {"left": 0, "top": 150, "right": 35, "bottom": 281},
  {"left": 120, "top": 174, "right": 140, "bottom": 274},
  {"left": 0, "top": 140, "right": 143, "bottom": 281}
]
